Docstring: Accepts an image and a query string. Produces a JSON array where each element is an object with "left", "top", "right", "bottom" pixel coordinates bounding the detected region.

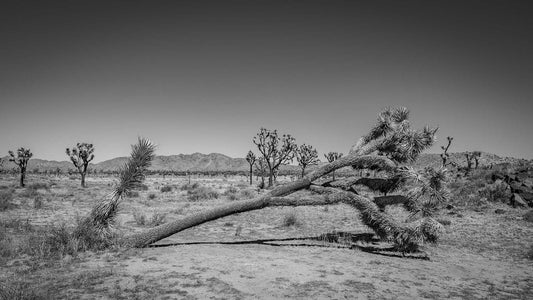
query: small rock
[
  {"left": 494, "top": 209, "right": 505, "bottom": 214},
  {"left": 510, "top": 193, "right": 528, "bottom": 208}
]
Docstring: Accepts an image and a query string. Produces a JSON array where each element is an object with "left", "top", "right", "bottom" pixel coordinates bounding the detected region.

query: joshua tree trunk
[
  {"left": 81, "top": 173, "right": 86, "bottom": 188},
  {"left": 20, "top": 168, "right": 26, "bottom": 187},
  {"left": 249, "top": 164, "right": 253, "bottom": 185},
  {"left": 301, "top": 166, "right": 306, "bottom": 178}
]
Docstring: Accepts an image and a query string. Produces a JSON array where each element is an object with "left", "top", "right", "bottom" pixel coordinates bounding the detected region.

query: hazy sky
[{"left": 1, "top": 0, "right": 532, "bottom": 162}]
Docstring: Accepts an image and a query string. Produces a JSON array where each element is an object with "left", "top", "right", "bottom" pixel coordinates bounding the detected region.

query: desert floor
[{"left": 1, "top": 174, "right": 532, "bottom": 299}]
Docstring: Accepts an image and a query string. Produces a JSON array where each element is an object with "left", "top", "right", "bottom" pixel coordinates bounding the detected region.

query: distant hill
[{"left": 0, "top": 152, "right": 528, "bottom": 173}]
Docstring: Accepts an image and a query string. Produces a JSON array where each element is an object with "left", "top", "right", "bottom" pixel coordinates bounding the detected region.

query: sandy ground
[{"left": 1, "top": 174, "right": 532, "bottom": 299}]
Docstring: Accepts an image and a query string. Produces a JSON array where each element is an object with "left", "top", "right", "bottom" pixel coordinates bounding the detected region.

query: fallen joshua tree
[{"left": 77, "top": 107, "right": 448, "bottom": 253}]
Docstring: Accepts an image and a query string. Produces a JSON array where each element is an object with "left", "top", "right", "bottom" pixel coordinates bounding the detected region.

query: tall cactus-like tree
[
  {"left": 253, "top": 128, "right": 297, "bottom": 187},
  {"left": 464, "top": 151, "right": 481, "bottom": 174},
  {"left": 324, "top": 152, "right": 343, "bottom": 180},
  {"left": 8, "top": 147, "right": 33, "bottom": 187},
  {"left": 295, "top": 144, "right": 320, "bottom": 178},
  {"left": 440, "top": 136, "right": 453, "bottom": 167},
  {"left": 66, "top": 143, "right": 95, "bottom": 188},
  {"left": 245, "top": 151, "right": 256, "bottom": 185}
]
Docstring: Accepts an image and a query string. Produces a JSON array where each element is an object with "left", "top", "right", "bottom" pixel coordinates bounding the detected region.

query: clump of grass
[
  {"left": 160, "top": 185, "right": 173, "bottom": 193},
  {"left": 224, "top": 186, "right": 240, "bottom": 201},
  {"left": 187, "top": 185, "right": 219, "bottom": 201},
  {"left": 28, "top": 182, "right": 50, "bottom": 191},
  {"left": 148, "top": 193, "right": 157, "bottom": 200},
  {"left": 0, "top": 189, "right": 15, "bottom": 211},
  {"left": 126, "top": 191, "right": 140, "bottom": 198},
  {"left": 437, "top": 218, "right": 451, "bottom": 226},
  {"left": 137, "top": 183, "right": 149, "bottom": 191},
  {"left": 239, "top": 189, "right": 255, "bottom": 199},
  {"left": 132, "top": 211, "right": 166, "bottom": 227},
  {"left": 33, "top": 196, "right": 44, "bottom": 209},
  {"left": 133, "top": 211, "right": 147, "bottom": 226},
  {"left": 180, "top": 182, "right": 200, "bottom": 191},
  {"left": 0, "top": 281, "right": 49, "bottom": 300},
  {"left": 148, "top": 213, "right": 166, "bottom": 227},
  {"left": 282, "top": 212, "right": 300, "bottom": 227}
]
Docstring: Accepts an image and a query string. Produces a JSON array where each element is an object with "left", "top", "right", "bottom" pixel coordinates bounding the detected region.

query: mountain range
[{"left": 0, "top": 152, "right": 528, "bottom": 173}]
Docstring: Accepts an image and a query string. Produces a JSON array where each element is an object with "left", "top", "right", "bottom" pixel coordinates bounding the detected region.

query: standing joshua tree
[
  {"left": 440, "top": 136, "right": 453, "bottom": 167},
  {"left": 324, "top": 152, "right": 343, "bottom": 180},
  {"left": 295, "top": 144, "right": 320, "bottom": 178},
  {"left": 66, "top": 143, "right": 95, "bottom": 188},
  {"left": 245, "top": 151, "right": 256, "bottom": 185},
  {"left": 253, "top": 128, "right": 297, "bottom": 187},
  {"left": 8, "top": 147, "right": 33, "bottom": 187}
]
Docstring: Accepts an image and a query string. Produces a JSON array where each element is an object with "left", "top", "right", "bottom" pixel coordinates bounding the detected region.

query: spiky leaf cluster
[
  {"left": 400, "top": 166, "right": 449, "bottom": 218},
  {"left": 352, "top": 107, "right": 437, "bottom": 164}
]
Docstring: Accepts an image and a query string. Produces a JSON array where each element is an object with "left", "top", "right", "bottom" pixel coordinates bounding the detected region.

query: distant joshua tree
[
  {"left": 440, "top": 136, "right": 453, "bottom": 167},
  {"left": 8, "top": 147, "right": 33, "bottom": 187},
  {"left": 295, "top": 144, "right": 320, "bottom": 178},
  {"left": 245, "top": 151, "right": 256, "bottom": 185},
  {"left": 324, "top": 152, "right": 343, "bottom": 180},
  {"left": 66, "top": 143, "right": 95, "bottom": 187},
  {"left": 253, "top": 128, "right": 297, "bottom": 187},
  {"left": 464, "top": 151, "right": 481, "bottom": 174}
]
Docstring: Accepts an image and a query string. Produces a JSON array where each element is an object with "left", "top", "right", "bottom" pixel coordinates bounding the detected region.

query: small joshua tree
[
  {"left": 245, "top": 151, "right": 256, "bottom": 185},
  {"left": 253, "top": 128, "right": 297, "bottom": 187},
  {"left": 324, "top": 152, "right": 343, "bottom": 180},
  {"left": 295, "top": 144, "right": 320, "bottom": 178},
  {"left": 66, "top": 143, "right": 95, "bottom": 187},
  {"left": 8, "top": 147, "right": 33, "bottom": 187},
  {"left": 464, "top": 151, "right": 481, "bottom": 175},
  {"left": 440, "top": 136, "right": 453, "bottom": 167},
  {"left": 254, "top": 157, "right": 268, "bottom": 189}
]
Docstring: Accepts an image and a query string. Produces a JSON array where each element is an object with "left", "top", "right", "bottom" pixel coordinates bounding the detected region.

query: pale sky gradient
[{"left": 1, "top": 1, "right": 532, "bottom": 162}]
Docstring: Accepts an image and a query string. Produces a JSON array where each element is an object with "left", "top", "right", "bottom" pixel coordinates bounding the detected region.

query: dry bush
[
  {"left": 133, "top": 211, "right": 147, "bottom": 226},
  {"left": 147, "top": 193, "right": 156, "bottom": 200},
  {"left": 282, "top": 212, "right": 300, "bottom": 227},
  {"left": 180, "top": 182, "right": 200, "bottom": 191},
  {"left": 126, "top": 191, "right": 140, "bottom": 198},
  {"left": 0, "top": 281, "right": 48, "bottom": 300},
  {"left": 148, "top": 213, "right": 166, "bottom": 227},
  {"left": 33, "top": 196, "right": 43, "bottom": 209},
  {"left": 0, "top": 190, "right": 14, "bottom": 211},
  {"left": 187, "top": 185, "right": 219, "bottom": 201},
  {"left": 160, "top": 185, "right": 173, "bottom": 193},
  {"left": 239, "top": 189, "right": 255, "bottom": 199},
  {"left": 27, "top": 182, "right": 50, "bottom": 191}
]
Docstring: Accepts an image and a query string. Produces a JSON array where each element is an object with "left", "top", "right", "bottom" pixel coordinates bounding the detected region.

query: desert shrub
[
  {"left": 28, "top": 182, "right": 50, "bottom": 191},
  {"left": 224, "top": 186, "right": 240, "bottom": 200},
  {"left": 126, "top": 191, "right": 140, "bottom": 198},
  {"left": 239, "top": 189, "right": 255, "bottom": 199},
  {"left": 160, "top": 185, "right": 173, "bottom": 193},
  {"left": 133, "top": 211, "right": 147, "bottom": 226},
  {"left": 180, "top": 182, "right": 200, "bottom": 191},
  {"left": 227, "top": 193, "right": 240, "bottom": 201},
  {"left": 282, "top": 212, "right": 300, "bottom": 227},
  {"left": 148, "top": 213, "right": 166, "bottom": 227},
  {"left": 187, "top": 186, "right": 219, "bottom": 201},
  {"left": 437, "top": 218, "right": 451, "bottom": 226},
  {"left": 478, "top": 182, "right": 511, "bottom": 203},
  {"left": 0, "top": 281, "right": 48, "bottom": 300},
  {"left": 528, "top": 245, "right": 533, "bottom": 260},
  {"left": 148, "top": 193, "right": 156, "bottom": 200},
  {"left": 33, "top": 196, "right": 43, "bottom": 209},
  {"left": 137, "top": 183, "right": 149, "bottom": 191},
  {"left": 0, "top": 190, "right": 14, "bottom": 211},
  {"left": 224, "top": 186, "right": 239, "bottom": 195},
  {"left": 524, "top": 210, "right": 533, "bottom": 223}
]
